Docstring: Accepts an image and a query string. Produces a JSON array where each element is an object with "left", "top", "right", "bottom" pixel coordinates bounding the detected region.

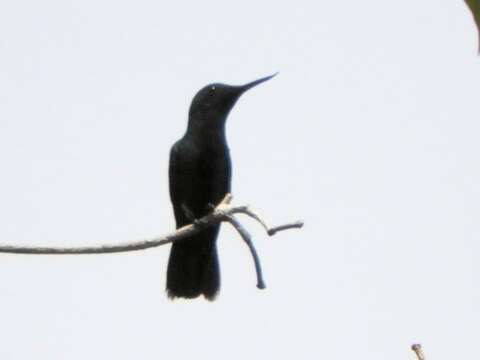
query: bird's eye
[{"left": 208, "top": 85, "right": 216, "bottom": 97}]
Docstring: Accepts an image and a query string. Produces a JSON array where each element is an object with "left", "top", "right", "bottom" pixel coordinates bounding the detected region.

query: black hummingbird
[{"left": 166, "top": 73, "right": 277, "bottom": 300}]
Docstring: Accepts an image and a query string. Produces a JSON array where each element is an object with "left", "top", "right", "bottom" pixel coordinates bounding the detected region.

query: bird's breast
[{"left": 182, "top": 142, "right": 232, "bottom": 213}]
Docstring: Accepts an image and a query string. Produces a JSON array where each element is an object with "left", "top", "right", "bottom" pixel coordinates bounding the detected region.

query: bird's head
[{"left": 187, "top": 73, "right": 277, "bottom": 131}]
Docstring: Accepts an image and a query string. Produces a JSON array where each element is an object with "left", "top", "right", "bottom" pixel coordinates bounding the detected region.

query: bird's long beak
[{"left": 240, "top": 72, "right": 278, "bottom": 93}]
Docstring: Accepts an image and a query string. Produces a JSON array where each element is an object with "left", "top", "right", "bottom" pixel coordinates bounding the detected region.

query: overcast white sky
[{"left": 0, "top": 0, "right": 479, "bottom": 359}]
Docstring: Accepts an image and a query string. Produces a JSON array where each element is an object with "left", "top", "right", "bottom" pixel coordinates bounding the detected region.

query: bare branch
[
  {"left": 225, "top": 215, "right": 266, "bottom": 289},
  {"left": 0, "top": 194, "right": 302, "bottom": 255},
  {"left": 411, "top": 344, "right": 425, "bottom": 360},
  {"left": 267, "top": 221, "right": 304, "bottom": 236},
  {"left": 237, "top": 207, "right": 270, "bottom": 232},
  {"left": 0, "top": 219, "right": 207, "bottom": 255},
  {"left": 233, "top": 206, "right": 304, "bottom": 235}
]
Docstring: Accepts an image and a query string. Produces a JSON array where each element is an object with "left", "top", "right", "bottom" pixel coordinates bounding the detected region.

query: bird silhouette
[{"left": 166, "top": 73, "right": 277, "bottom": 300}]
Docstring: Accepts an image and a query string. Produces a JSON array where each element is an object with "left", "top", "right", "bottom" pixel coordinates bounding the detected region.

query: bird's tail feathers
[{"left": 166, "top": 228, "right": 220, "bottom": 301}]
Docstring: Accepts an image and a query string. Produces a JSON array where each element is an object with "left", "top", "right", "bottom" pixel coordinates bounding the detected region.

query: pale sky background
[{"left": 0, "top": 0, "right": 479, "bottom": 359}]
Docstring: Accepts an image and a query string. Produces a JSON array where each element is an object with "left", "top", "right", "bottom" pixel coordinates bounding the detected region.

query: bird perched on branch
[{"left": 166, "top": 73, "right": 277, "bottom": 300}]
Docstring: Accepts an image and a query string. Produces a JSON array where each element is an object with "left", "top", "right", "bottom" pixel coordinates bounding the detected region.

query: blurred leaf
[{"left": 465, "top": 0, "right": 480, "bottom": 52}]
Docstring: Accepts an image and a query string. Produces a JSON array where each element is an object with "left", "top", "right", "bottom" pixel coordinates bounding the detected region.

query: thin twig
[
  {"left": 0, "top": 194, "right": 301, "bottom": 255},
  {"left": 234, "top": 206, "right": 304, "bottom": 236},
  {"left": 267, "top": 221, "right": 304, "bottom": 236},
  {"left": 225, "top": 215, "right": 266, "bottom": 289},
  {"left": 237, "top": 207, "right": 270, "bottom": 232},
  {"left": 411, "top": 344, "right": 425, "bottom": 360}
]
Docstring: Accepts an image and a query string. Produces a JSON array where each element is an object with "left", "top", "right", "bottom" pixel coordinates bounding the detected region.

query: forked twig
[
  {"left": 216, "top": 197, "right": 303, "bottom": 289},
  {"left": 229, "top": 203, "right": 304, "bottom": 236}
]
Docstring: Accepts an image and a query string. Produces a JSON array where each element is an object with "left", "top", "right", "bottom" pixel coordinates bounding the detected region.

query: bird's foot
[
  {"left": 182, "top": 203, "right": 210, "bottom": 229},
  {"left": 181, "top": 203, "right": 196, "bottom": 221},
  {"left": 206, "top": 203, "right": 216, "bottom": 212},
  {"left": 193, "top": 218, "right": 210, "bottom": 228}
]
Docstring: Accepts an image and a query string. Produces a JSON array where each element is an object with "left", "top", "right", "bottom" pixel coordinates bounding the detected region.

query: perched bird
[{"left": 166, "top": 74, "right": 277, "bottom": 300}]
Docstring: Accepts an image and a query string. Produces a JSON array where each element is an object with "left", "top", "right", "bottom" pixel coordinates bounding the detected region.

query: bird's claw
[
  {"left": 181, "top": 203, "right": 196, "bottom": 222},
  {"left": 206, "top": 203, "right": 216, "bottom": 212},
  {"left": 181, "top": 204, "right": 209, "bottom": 228},
  {"left": 193, "top": 218, "right": 210, "bottom": 228}
]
